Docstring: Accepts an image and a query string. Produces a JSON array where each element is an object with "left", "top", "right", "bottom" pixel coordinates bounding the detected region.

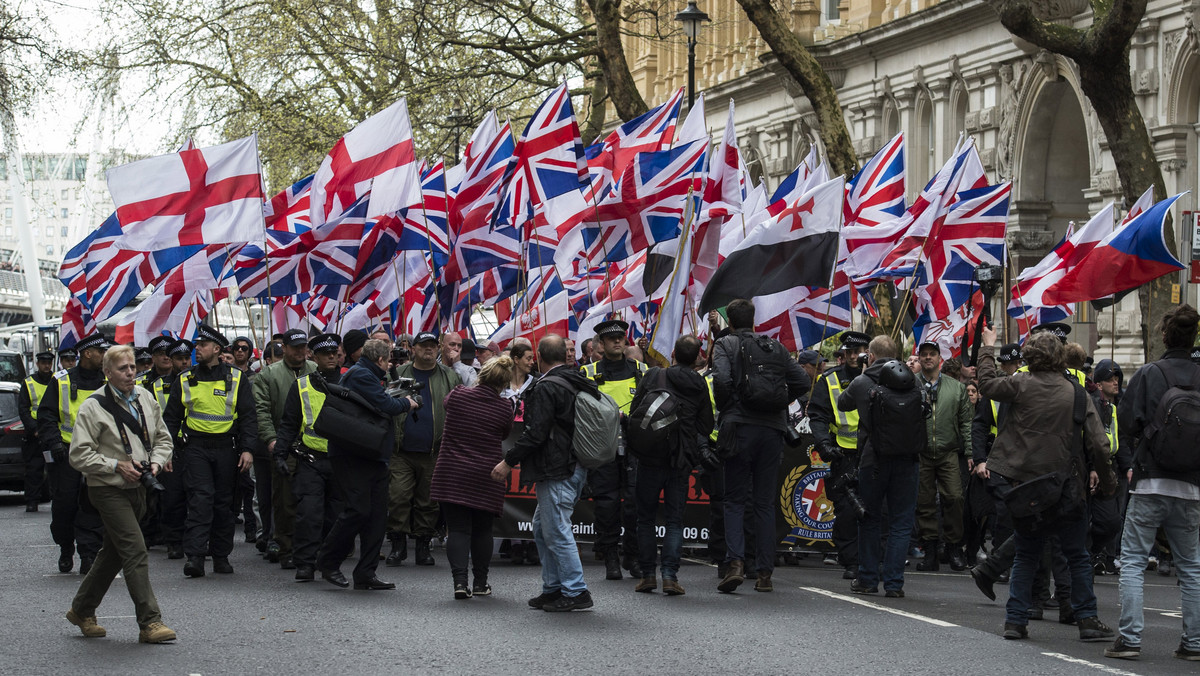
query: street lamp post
[
  {"left": 674, "top": 1, "right": 710, "bottom": 108},
  {"left": 449, "top": 107, "right": 471, "bottom": 161}
]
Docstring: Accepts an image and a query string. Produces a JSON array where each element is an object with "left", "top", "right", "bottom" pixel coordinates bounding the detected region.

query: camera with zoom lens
[
  {"left": 831, "top": 472, "right": 867, "bottom": 519},
  {"left": 385, "top": 377, "right": 425, "bottom": 419},
  {"left": 138, "top": 461, "right": 165, "bottom": 492}
]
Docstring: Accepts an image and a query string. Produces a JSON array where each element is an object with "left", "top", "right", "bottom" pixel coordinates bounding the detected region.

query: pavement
[{"left": 0, "top": 492, "right": 1194, "bottom": 675}]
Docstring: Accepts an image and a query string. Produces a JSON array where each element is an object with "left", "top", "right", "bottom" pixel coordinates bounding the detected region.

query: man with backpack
[
  {"left": 836, "top": 335, "right": 926, "bottom": 598},
  {"left": 711, "top": 299, "right": 810, "bottom": 593},
  {"left": 627, "top": 335, "right": 714, "bottom": 596},
  {"left": 493, "top": 335, "right": 612, "bottom": 612},
  {"left": 1106, "top": 304, "right": 1200, "bottom": 661},
  {"left": 580, "top": 319, "right": 648, "bottom": 580}
]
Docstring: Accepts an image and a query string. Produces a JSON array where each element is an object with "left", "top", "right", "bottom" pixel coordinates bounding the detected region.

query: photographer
[
  {"left": 65, "top": 345, "right": 176, "bottom": 644},
  {"left": 836, "top": 336, "right": 924, "bottom": 598}
]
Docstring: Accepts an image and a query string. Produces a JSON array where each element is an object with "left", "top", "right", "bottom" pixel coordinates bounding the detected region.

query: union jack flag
[
  {"left": 59, "top": 297, "right": 96, "bottom": 350},
  {"left": 584, "top": 87, "right": 682, "bottom": 203},
  {"left": 844, "top": 132, "right": 905, "bottom": 229},
  {"left": 447, "top": 114, "right": 513, "bottom": 257},
  {"left": 264, "top": 174, "right": 314, "bottom": 235}
]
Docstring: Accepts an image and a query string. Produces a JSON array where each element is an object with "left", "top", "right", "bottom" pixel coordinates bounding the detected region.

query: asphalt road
[{"left": 0, "top": 492, "right": 1193, "bottom": 676}]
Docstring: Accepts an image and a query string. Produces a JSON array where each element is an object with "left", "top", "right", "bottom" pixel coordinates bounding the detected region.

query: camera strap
[{"left": 91, "top": 387, "right": 150, "bottom": 457}]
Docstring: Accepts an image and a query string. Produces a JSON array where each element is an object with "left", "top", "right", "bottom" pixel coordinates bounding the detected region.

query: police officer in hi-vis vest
[
  {"left": 808, "top": 330, "right": 871, "bottom": 581},
  {"left": 19, "top": 351, "right": 55, "bottom": 512},
  {"left": 273, "top": 333, "right": 345, "bottom": 582},
  {"left": 146, "top": 336, "right": 192, "bottom": 559},
  {"left": 163, "top": 324, "right": 258, "bottom": 578},
  {"left": 581, "top": 319, "right": 647, "bottom": 580},
  {"left": 37, "top": 333, "right": 109, "bottom": 574}
]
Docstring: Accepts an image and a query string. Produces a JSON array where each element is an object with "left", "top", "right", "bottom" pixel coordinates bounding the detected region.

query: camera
[
  {"left": 390, "top": 347, "right": 410, "bottom": 365},
  {"left": 831, "top": 473, "right": 867, "bottom": 519},
  {"left": 386, "top": 377, "right": 425, "bottom": 420},
  {"left": 138, "top": 461, "right": 165, "bottom": 492}
]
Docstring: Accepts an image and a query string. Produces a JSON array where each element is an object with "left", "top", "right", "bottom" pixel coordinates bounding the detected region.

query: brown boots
[{"left": 717, "top": 559, "right": 745, "bottom": 593}]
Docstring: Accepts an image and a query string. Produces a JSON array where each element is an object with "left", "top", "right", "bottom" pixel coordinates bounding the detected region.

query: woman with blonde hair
[{"left": 430, "top": 356, "right": 516, "bottom": 599}]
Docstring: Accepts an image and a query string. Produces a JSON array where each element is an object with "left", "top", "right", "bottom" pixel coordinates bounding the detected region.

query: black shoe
[
  {"left": 528, "top": 590, "right": 562, "bottom": 609},
  {"left": 184, "top": 556, "right": 205, "bottom": 578},
  {"left": 850, "top": 579, "right": 878, "bottom": 594},
  {"left": 454, "top": 583, "right": 473, "bottom": 600},
  {"left": 255, "top": 537, "right": 268, "bottom": 554},
  {"left": 1104, "top": 636, "right": 1140, "bottom": 660},
  {"left": 969, "top": 566, "right": 997, "bottom": 602},
  {"left": 842, "top": 567, "right": 856, "bottom": 580},
  {"left": 622, "top": 553, "right": 642, "bottom": 579},
  {"left": 1078, "top": 616, "right": 1115, "bottom": 642},
  {"left": 916, "top": 542, "right": 939, "bottom": 572},
  {"left": 1059, "top": 605, "right": 1077, "bottom": 625},
  {"left": 266, "top": 541, "right": 280, "bottom": 563},
  {"left": 353, "top": 577, "right": 396, "bottom": 590},
  {"left": 885, "top": 589, "right": 905, "bottom": 598},
  {"left": 998, "top": 570, "right": 1010, "bottom": 584},
  {"left": 1029, "top": 606, "right": 1044, "bottom": 621},
  {"left": 1174, "top": 643, "right": 1200, "bottom": 661},
  {"left": 295, "top": 565, "right": 314, "bottom": 582},
  {"left": 472, "top": 582, "right": 492, "bottom": 597},
  {"left": 604, "top": 552, "right": 622, "bottom": 580},
  {"left": 279, "top": 554, "right": 295, "bottom": 570},
  {"left": 1003, "top": 623, "right": 1029, "bottom": 640},
  {"left": 414, "top": 538, "right": 434, "bottom": 566},
  {"left": 212, "top": 556, "right": 233, "bottom": 574},
  {"left": 385, "top": 536, "right": 407, "bottom": 567},
  {"left": 244, "top": 531, "right": 258, "bottom": 544},
  {"left": 543, "top": 590, "right": 593, "bottom": 612},
  {"left": 166, "top": 543, "right": 184, "bottom": 560},
  {"left": 948, "top": 545, "right": 967, "bottom": 571},
  {"left": 58, "top": 549, "right": 73, "bottom": 573},
  {"left": 25, "top": 504, "right": 37, "bottom": 512},
  {"left": 79, "top": 557, "right": 94, "bottom": 576},
  {"left": 320, "top": 569, "right": 349, "bottom": 588}
]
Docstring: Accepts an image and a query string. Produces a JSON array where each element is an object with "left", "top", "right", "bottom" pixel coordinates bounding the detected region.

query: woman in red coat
[{"left": 431, "top": 356, "right": 516, "bottom": 599}]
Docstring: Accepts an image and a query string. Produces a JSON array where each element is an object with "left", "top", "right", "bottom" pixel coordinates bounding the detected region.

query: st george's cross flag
[{"left": 107, "top": 135, "right": 265, "bottom": 251}]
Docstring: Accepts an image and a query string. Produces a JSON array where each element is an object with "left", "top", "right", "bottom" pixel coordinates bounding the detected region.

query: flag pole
[{"left": 647, "top": 187, "right": 696, "bottom": 365}]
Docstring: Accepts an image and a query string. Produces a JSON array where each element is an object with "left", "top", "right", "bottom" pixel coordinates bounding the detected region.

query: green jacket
[
  {"left": 254, "top": 359, "right": 316, "bottom": 445},
  {"left": 920, "top": 373, "right": 973, "bottom": 457},
  {"left": 392, "top": 361, "right": 461, "bottom": 453}
]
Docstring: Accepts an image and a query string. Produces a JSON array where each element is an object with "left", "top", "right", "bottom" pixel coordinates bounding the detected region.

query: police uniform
[
  {"left": 1088, "top": 359, "right": 1126, "bottom": 572},
  {"left": 581, "top": 319, "right": 647, "bottom": 578},
  {"left": 149, "top": 338, "right": 193, "bottom": 559},
  {"left": 163, "top": 325, "right": 258, "bottom": 577},
  {"left": 36, "top": 334, "right": 108, "bottom": 573},
  {"left": 18, "top": 352, "right": 56, "bottom": 511},
  {"left": 807, "top": 330, "right": 871, "bottom": 575},
  {"left": 274, "top": 333, "right": 344, "bottom": 580}
]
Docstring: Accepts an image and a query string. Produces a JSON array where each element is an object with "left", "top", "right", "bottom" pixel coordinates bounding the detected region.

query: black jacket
[
  {"left": 711, "top": 329, "right": 810, "bottom": 431},
  {"left": 630, "top": 365, "right": 714, "bottom": 468},
  {"left": 334, "top": 357, "right": 411, "bottom": 463},
  {"left": 505, "top": 364, "right": 597, "bottom": 485},
  {"left": 1092, "top": 392, "right": 1132, "bottom": 476},
  {"left": 837, "top": 361, "right": 921, "bottom": 468},
  {"left": 1117, "top": 349, "right": 1200, "bottom": 487},
  {"left": 162, "top": 361, "right": 258, "bottom": 451},
  {"left": 37, "top": 365, "right": 106, "bottom": 459}
]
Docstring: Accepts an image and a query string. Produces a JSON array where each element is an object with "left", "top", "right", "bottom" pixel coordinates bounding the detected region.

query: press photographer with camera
[
  {"left": 65, "top": 345, "right": 176, "bottom": 644},
  {"left": 836, "top": 335, "right": 926, "bottom": 598}
]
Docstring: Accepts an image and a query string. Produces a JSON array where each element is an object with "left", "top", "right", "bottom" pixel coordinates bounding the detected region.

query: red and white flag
[{"left": 108, "top": 135, "right": 265, "bottom": 251}]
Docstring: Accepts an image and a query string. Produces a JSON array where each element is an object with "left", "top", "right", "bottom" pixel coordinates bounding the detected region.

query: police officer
[
  {"left": 163, "top": 325, "right": 257, "bottom": 578},
  {"left": 1026, "top": 323, "right": 1086, "bottom": 384},
  {"left": 135, "top": 348, "right": 153, "bottom": 376},
  {"left": 139, "top": 336, "right": 176, "bottom": 393},
  {"left": 253, "top": 328, "right": 315, "bottom": 570},
  {"left": 808, "top": 330, "right": 871, "bottom": 580},
  {"left": 59, "top": 348, "right": 78, "bottom": 371},
  {"left": 581, "top": 319, "right": 647, "bottom": 580},
  {"left": 19, "top": 351, "right": 55, "bottom": 512},
  {"left": 1089, "top": 359, "right": 1128, "bottom": 574},
  {"left": 37, "top": 333, "right": 108, "bottom": 574},
  {"left": 274, "top": 333, "right": 344, "bottom": 582},
  {"left": 157, "top": 339, "right": 192, "bottom": 559}
]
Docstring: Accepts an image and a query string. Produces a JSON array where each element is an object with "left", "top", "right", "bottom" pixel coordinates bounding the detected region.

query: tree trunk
[
  {"left": 587, "top": 0, "right": 648, "bottom": 123},
  {"left": 582, "top": 73, "right": 608, "bottom": 145},
  {"left": 735, "top": 0, "right": 858, "bottom": 177}
]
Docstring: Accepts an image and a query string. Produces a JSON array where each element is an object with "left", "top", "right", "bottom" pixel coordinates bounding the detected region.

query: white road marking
[
  {"left": 1040, "top": 652, "right": 1144, "bottom": 676},
  {"left": 799, "top": 586, "right": 958, "bottom": 627},
  {"left": 28, "top": 544, "right": 57, "bottom": 547},
  {"left": 97, "top": 615, "right": 135, "bottom": 619}
]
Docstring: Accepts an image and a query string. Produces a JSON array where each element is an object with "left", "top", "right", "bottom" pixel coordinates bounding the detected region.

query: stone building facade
[{"left": 621, "top": 0, "right": 1200, "bottom": 365}]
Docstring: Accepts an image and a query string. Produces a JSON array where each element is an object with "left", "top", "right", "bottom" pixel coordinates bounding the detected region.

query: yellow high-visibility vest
[
  {"left": 582, "top": 360, "right": 647, "bottom": 414},
  {"left": 24, "top": 376, "right": 47, "bottom": 421},
  {"left": 704, "top": 373, "right": 718, "bottom": 442},
  {"left": 179, "top": 369, "right": 242, "bottom": 434},
  {"left": 56, "top": 373, "right": 101, "bottom": 442},
  {"left": 821, "top": 373, "right": 858, "bottom": 449},
  {"left": 297, "top": 375, "right": 329, "bottom": 453}
]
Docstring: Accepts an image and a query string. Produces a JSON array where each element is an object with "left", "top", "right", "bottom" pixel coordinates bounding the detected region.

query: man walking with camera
[
  {"left": 65, "top": 345, "right": 176, "bottom": 643},
  {"left": 712, "top": 299, "right": 809, "bottom": 593}
]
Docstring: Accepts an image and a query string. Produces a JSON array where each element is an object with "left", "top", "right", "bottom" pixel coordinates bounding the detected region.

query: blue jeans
[
  {"left": 723, "top": 425, "right": 783, "bottom": 573},
  {"left": 532, "top": 465, "right": 589, "bottom": 597},
  {"left": 856, "top": 458, "right": 919, "bottom": 592},
  {"left": 635, "top": 464, "right": 689, "bottom": 579},
  {"left": 1006, "top": 511, "right": 1097, "bottom": 625},
  {"left": 1117, "top": 493, "right": 1200, "bottom": 649}
]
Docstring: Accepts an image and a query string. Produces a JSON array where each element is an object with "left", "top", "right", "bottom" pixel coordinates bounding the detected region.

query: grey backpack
[{"left": 544, "top": 374, "right": 620, "bottom": 469}]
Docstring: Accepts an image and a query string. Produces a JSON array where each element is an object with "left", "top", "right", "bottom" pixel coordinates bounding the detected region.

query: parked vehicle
[{"left": 0, "top": 382, "right": 27, "bottom": 493}]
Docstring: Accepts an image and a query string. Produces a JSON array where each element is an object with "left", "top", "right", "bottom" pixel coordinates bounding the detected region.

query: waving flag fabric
[
  {"left": 264, "top": 174, "right": 314, "bottom": 234},
  {"left": 586, "top": 87, "right": 683, "bottom": 202},
  {"left": 844, "top": 132, "right": 905, "bottom": 229},
  {"left": 108, "top": 135, "right": 265, "bottom": 251}
]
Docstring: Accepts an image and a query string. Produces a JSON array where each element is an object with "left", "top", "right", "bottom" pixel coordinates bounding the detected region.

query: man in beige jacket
[{"left": 65, "top": 345, "right": 176, "bottom": 644}]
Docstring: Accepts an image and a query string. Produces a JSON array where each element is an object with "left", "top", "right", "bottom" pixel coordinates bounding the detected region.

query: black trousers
[
  {"left": 588, "top": 453, "right": 638, "bottom": 557},
  {"left": 441, "top": 501, "right": 494, "bottom": 585},
  {"left": 235, "top": 470, "right": 257, "bottom": 535},
  {"left": 826, "top": 446, "right": 861, "bottom": 568},
  {"left": 318, "top": 452, "right": 388, "bottom": 583},
  {"left": 48, "top": 461, "right": 103, "bottom": 558},
  {"left": 292, "top": 453, "right": 341, "bottom": 568},
  {"left": 252, "top": 457, "right": 273, "bottom": 541},
  {"left": 22, "top": 438, "right": 45, "bottom": 505},
  {"left": 181, "top": 442, "right": 238, "bottom": 558},
  {"left": 158, "top": 461, "right": 187, "bottom": 546},
  {"left": 698, "top": 464, "right": 726, "bottom": 564}
]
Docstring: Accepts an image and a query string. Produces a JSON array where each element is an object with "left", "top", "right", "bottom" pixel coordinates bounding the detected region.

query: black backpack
[
  {"left": 736, "top": 334, "right": 791, "bottom": 412},
  {"left": 626, "top": 369, "right": 681, "bottom": 462},
  {"left": 1141, "top": 361, "right": 1200, "bottom": 473},
  {"left": 865, "top": 360, "right": 928, "bottom": 456}
]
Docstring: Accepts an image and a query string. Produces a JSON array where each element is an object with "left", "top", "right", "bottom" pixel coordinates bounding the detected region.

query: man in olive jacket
[
  {"left": 386, "top": 331, "right": 461, "bottom": 567},
  {"left": 914, "top": 341, "right": 973, "bottom": 572}
]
